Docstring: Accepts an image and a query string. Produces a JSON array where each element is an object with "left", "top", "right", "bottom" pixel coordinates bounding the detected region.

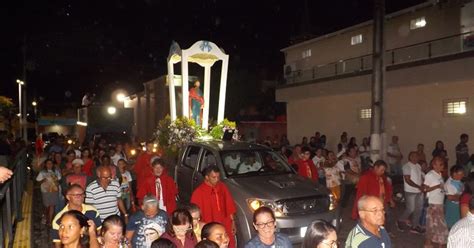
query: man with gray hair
[
  {"left": 447, "top": 196, "right": 474, "bottom": 248},
  {"left": 345, "top": 195, "right": 392, "bottom": 248},
  {"left": 126, "top": 195, "right": 168, "bottom": 248}
]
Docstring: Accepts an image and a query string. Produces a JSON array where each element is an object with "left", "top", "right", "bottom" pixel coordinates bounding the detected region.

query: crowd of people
[
  {"left": 1, "top": 128, "right": 473, "bottom": 248},
  {"left": 273, "top": 131, "right": 474, "bottom": 248}
]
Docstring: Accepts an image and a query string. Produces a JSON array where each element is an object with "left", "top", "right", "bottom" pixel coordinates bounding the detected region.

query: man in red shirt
[
  {"left": 352, "top": 160, "right": 395, "bottom": 220},
  {"left": 133, "top": 141, "right": 155, "bottom": 190},
  {"left": 136, "top": 157, "right": 177, "bottom": 215},
  {"left": 191, "top": 166, "right": 237, "bottom": 248},
  {"left": 296, "top": 146, "right": 318, "bottom": 183}
]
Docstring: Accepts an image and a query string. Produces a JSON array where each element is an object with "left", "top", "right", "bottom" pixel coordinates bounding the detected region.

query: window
[
  {"left": 351, "top": 34, "right": 363, "bottom": 45},
  {"left": 410, "top": 17, "right": 426, "bottom": 30},
  {"left": 199, "top": 149, "right": 217, "bottom": 173},
  {"left": 444, "top": 99, "right": 467, "bottom": 116},
  {"left": 359, "top": 108, "right": 372, "bottom": 119},
  {"left": 184, "top": 146, "right": 201, "bottom": 169},
  {"left": 302, "top": 49, "right": 312, "bottom": 58}
]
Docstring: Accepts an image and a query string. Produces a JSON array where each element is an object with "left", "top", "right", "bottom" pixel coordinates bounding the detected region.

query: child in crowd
[
  {"left": 312, "top": 148, "right": 326, "bottom": 186},
  {"left": 323, "top": 151, "right": 341, "bottom": 204},
  {"left": 444, "top": 165, "right": 464, "bottom": 229},
  {"left": 423, "top": 157, "right": 448, "bottom": 248},
  {"left": 117, "top": 159, "right": 135, "bottom": 213},
  {"left": 186, "top": 203, "right": 207, "bottom": 242},
  {"left": 36, "top": 159, "right": 61, "bottom": 226}
]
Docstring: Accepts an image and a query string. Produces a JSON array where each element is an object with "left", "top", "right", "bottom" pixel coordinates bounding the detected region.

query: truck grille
[{"left": 277, "top": 196, "right": 329, "bottom": 215}]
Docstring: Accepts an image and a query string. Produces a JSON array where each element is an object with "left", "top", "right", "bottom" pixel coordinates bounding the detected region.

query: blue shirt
[
  {"left": 126, "top": 210, "right": 168, "bottom": 248},
  {"left": 345, "top": 222, "right": 391, "bottom": 248},
  {"left": 245, "top": 232, "right": 293, "bottom": 248}
]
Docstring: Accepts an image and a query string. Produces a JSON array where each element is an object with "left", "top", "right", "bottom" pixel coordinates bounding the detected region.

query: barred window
[
  {"left": 359, "top": 108, "right": 372, "bottom": 119},
  {"left": 444, "top": 99, "right": 467, "bottom": 116}
]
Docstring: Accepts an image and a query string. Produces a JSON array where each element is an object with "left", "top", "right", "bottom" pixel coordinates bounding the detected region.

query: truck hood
[{"left": 224, "top": 173, "right": 328, "bottom": 201}]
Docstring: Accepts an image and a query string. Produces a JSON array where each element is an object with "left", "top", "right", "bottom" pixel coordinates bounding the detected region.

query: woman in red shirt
[{"left": 296, "top": 147, "right": 318, "bottom": 183}]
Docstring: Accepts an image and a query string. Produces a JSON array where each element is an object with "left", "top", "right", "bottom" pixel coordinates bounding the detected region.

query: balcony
[{"left": 283, "top": 32, "right": 474, "bottom": 84}]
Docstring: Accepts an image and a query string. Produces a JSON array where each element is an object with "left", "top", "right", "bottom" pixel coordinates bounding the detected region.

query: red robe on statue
[
  {"left": 136, "top": 173, "right": 178, "bottom": 215},
  {"left": 134, "top": 152, "right": 154, "bottom": 190},
  {"left": 351, "top": 169, "right": 393, "bottom": 220},
  {"left": 191, "top": 182, "right": 236, "bottom": 248},
  {"left": 296, "top": 159, "right": 319, "bottom": 182}
]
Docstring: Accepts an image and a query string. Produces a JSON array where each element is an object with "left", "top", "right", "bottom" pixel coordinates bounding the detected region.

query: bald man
[
  {"left": 345, "top": 195, "right": 392, "bottom": 248},
  {"left": 85, "top": 166, "right": 128, "bottom": 222}
]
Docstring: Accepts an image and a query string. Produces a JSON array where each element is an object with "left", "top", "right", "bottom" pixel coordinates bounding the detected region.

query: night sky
[{"left": 1, "top": 0, "right": 424, "bottom": 116}]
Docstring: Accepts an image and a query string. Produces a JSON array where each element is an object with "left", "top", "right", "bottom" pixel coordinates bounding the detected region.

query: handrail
[
  {"left": 0, "top": 148, "right": 30, "bottom": 248},
  {"left": 285, "top": 31, "right": 474, "bottom": 84}
]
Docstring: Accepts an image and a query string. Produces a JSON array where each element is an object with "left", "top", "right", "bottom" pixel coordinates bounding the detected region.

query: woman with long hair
[
  {"left": 36, "top": 158, "right": 61, "bottom": 226},
  {"left": 58, "top": 210, "right": 99, "bottom": 248},
  {"left": 302, "top": 220, "right": 338, "bottom": 248},
  {"left": 160, "top": 209, "right": 197, "bottom": 248}
]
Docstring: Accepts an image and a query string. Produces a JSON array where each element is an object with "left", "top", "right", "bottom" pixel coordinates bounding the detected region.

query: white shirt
[
  {"left": 387, "top": 143, "right": 401, "bottom": 165},
  {"left": 402, "top": 162, "right": 423, "bottom": 193},
  {"left": 237, "top": 161, "right": 261, "bottom": 174},
  {"left": 155, "top": 178, "right": 166, "bottom": 211},
  {"left": 111, "top": 152, "right": 127, "bottom": 166},
  {"left": 359, "top": 145, "right": 370, "bottom": 158},
  {"left": 312, "top": 156, "right": 325, "bottom": 168},
  {"left": 448, "top": 211, "right": 474, "bottom": 248},
  {"left": 424, "top": 170, "right": 445, "bottom": 204},
  {"left": 444, "top": 177, "right": 464, "bottom": 204},
  {"left": 224, "top": 155, "right": 241, "bottom": 170}
]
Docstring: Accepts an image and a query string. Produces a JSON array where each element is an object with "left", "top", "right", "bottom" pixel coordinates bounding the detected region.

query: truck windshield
[{"left": 220, "top": 150, "right": 293, "bottom": 177}]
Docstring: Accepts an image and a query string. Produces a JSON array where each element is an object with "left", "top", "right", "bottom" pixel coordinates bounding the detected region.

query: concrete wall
[
  {"left": 278, "top": 56, "right": 474, "bottom": 165},
  {"left": 283, "top": 2, "right": 462, "bottom": 71}
]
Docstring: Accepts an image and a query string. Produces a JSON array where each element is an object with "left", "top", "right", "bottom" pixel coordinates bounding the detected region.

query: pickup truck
[{"left": 173, "top": 140, "right": 340, "bottom": 247}]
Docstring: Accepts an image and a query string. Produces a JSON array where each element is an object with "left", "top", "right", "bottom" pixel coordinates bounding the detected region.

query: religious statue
[{"left": 189, "top": 80, "right": 204, "bottom": 125}]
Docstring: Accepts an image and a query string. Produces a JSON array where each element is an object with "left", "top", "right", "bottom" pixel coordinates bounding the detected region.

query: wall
[
  {"left": 278, "top": 55, "right": 474, "bottom": 164},
  {"left": 283, "top": 2, "right": 461, "bottom": 71}
]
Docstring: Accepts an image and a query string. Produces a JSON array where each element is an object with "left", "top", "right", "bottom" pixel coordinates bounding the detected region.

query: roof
[
  {"left": 280, "top": 1, "right": 436, "bottom": 52},
  {"left": 189, "top": 140, "right": 270, "bottom": 152}
]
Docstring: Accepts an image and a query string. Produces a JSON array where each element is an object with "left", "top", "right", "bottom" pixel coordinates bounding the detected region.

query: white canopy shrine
[{"left": 167, "top": 40, "right": 229, "bottom": 130}]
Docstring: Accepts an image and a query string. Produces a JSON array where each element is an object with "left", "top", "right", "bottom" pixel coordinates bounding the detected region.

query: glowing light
[
  {"left": 107, "top": 106, "right": 117, "bottom": 115},
  {"left": 32, "top": 101, "right": 37, "bottom": 106},
  {"left": 76, "top": 121, "right": 88, "bottom": 126},
  {"left": 116, "top": 93, "right": 126, "bottom": 102},
  {"left": 130, "top": 149, "right": 136, "bottom": 156},
  {"left": 67, "top": 139, "right": 73, "bottom": 145}
]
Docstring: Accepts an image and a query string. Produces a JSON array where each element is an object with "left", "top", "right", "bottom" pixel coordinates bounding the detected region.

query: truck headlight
[
  {"left": 329, "top": 193, "right": 336, "bottom": 211},
  {"left": 246, "top": 198, "right": 285, "bottom": 217}
]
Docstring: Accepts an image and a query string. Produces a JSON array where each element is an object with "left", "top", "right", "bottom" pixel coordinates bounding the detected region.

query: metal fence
[
  {"left": 285, "top": 31, "right": 474, "bottom": 84},
  {"left": 0, "top": 148, "right": 30, "bottom": 248}
]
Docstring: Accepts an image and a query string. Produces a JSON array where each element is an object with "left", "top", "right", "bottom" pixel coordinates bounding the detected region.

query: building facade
[{"left": 276, "top": 1, "right": 474, "bottom": 161}]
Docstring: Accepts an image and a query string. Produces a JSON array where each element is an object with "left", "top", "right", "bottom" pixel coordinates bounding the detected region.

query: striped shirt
[
  {"left": 85, "top": 180, "right": 121, "bottom": 221},
  {"left": 448, "top": 211, "right": 474, "bottom": 248},
  {"left": 345, "top": 222, "right": 391, "bottom": 248}
]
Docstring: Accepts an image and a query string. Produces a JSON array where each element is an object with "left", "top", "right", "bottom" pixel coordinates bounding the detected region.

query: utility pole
[
  {"left": 22, "top": 35, "right": 28, "bottom": 142},
  {"left": 370, "top": 0, "right": 385, "bottom": 162}
]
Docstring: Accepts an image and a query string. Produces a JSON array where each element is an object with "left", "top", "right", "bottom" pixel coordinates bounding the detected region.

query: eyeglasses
[
  {"left": 173, "top": 226, "right": 192, "bottom": 233},
  {"left": 320, "top": 240, "right": 339, "bottom": 248},
  {"left": 361, "top": 208, "right": 385, "bottom": 214},
  {"left": 67, "top": 193, "right": 85, "bottom": 197},
  {"left": 255, "top": 220, "right": 275, "bottom": 229}
]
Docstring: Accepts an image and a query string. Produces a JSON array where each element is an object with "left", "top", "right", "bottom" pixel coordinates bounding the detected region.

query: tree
[{"left": 0, "top": 96, "right": 15, "bottom": 133}]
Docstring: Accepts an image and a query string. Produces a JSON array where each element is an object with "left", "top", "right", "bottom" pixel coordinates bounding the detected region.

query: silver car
[{"left": 174, "top": 140, "right": 340, "bottom": 247}]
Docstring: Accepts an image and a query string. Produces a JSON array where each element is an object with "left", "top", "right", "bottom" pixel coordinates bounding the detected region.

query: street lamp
[
  {"left": 116, "top": 93, "right": 126, "bottom": 102},
  {"left": 107, "top": 106, "right": 117, "bottom": 115},
  {"left": 32, "top": 100, "right": 38, "bottom": 136},
  {"left": 16, "top": 79, "right": 25, "bottom": 140}
]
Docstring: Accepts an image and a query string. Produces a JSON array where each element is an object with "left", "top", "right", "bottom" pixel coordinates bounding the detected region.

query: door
[
  {"left": 177, "top": 145, "right": 201, "bottom": 203},
  {"left": 192, "top": 149, "right": 218, "bottom": 189}
]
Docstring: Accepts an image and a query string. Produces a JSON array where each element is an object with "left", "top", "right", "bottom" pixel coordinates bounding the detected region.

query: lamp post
[
  {"left": 32, "top": 101, "right": 38, "bottom": 136},
  {"left": 16, "top": 79, "right": 25, "bottom": 140}
]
